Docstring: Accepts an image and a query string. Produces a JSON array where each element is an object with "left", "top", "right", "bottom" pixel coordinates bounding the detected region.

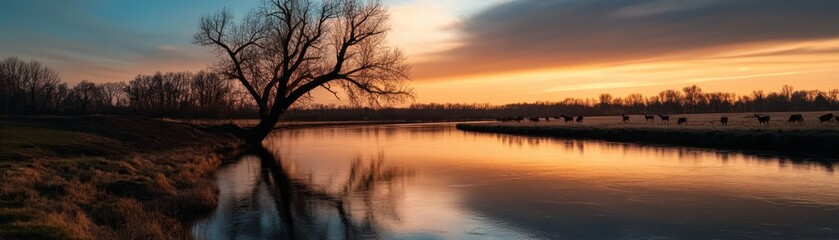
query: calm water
[{"left": 192, "top": 123, "right": 839, "bottom": 239}]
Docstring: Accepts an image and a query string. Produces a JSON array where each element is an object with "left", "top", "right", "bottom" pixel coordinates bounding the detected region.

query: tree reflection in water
[{"left": 193, "top": 147, "right": 413, "bottom": 239}]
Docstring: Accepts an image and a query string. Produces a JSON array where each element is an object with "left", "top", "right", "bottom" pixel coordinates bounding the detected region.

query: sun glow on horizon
[{"left": 403, "top": 39, "right": 839, "bottom": 104}]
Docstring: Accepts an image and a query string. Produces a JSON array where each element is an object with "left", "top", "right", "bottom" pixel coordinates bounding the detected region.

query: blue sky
[
  {"left": 0, "top": 0, "right": 494, "bottom": 83},
  {"left": 0, "top": 0, "right": 259, "bottom": 81}
]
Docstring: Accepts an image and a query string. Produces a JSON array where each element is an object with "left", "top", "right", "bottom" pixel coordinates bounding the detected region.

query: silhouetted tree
[
  {"left": 682, "top": 85, "right": 703, "bottom": 113},
  {"left": 66, "top": 80, "right": 103, "bottom": 114},
  {"left": 100, "top": 82, "right": 127, "bottom": 110},
  {"left": 191, "top": 71, "right": 233, "bottom": 117},
  {"left": 195, "top": 0, "right": 412, "bottom": 143},
  {"left": 0, "top": 57, "right": 61, "bottom": 114}
]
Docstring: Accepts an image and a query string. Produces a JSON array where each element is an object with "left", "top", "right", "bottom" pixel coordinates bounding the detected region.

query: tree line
[
  {"left": 2, "top": 56, "right": 837, "bottom": 121},
  {"left": 0, "top": 56, "right": 254, "bottom": 118},
  {"left": 284, "top": 85, "right": 839, "bottom": 121}
]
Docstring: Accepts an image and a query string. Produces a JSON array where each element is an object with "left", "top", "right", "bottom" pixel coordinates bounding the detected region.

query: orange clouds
[{"left": 393, "top": 0, "right": 839, "bottom": 104}]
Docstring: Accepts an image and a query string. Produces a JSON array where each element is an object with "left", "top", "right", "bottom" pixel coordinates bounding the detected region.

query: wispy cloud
[{"left": 411, "top": 0, "right": 839, "bottom": 80}]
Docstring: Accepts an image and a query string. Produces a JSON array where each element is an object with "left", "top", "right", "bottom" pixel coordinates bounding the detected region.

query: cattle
[
  {"left": 528, "top": 117, "right": 540, "bottom": 122},
  {"left": 497, "top": 117, "right": 516, "bottom": 122},
  {"left": 621, "top": 114, "right": 630, "bottom": 123},
  {"left": 819, "top": 113, "right": 834, "bottom": 124},
  {"left": 720, "top": 116, "right": 729, "bottom": 126},
  {"left": 659, "top": 115, "right": 670, "bottom": 124},
  {"left": 677, "top": 117, "right": 687, "bottom": 125},
  {"left": 544, "top": 117, "right": 551, "bottom": 121},
  {"left": 788, "top": 114, "right": 804, "bottom": 125},
  {"left": 756, "top": 114, "right": 771, "bottom": 126},
  {"left": 836, "top": 116, "right": 839, "bottom": 123},
  {"left": 514, "top": 117, "right": 524, "bottom": 122},
  {"left": 560, "top": 115, "right": 574, "bottom": 123},
  {"left": 576, "top": 115, "right": 584, "bottom": 123},
  {"left": 645, "top": 115, "right": 655, "bottom": 122}
]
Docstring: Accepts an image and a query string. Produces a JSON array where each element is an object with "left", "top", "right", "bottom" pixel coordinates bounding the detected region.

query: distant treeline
[
  {"left": 284, "top": 86, "right": 839, "bottom": 121},
  {"left": 2, "top": 56, "right": 838, "bottom": 120},
  {"left": 0, "top": 57, "right": 255, "bottom": 118}
]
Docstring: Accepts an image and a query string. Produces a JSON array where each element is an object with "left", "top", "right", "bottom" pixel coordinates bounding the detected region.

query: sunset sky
[{"left": 2, "top": 0, "right": 838, "bottom": 105}]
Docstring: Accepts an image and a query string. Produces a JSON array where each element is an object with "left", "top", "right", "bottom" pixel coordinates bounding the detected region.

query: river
[{"left": 192, "top": 123, "right": 839, "bottom": 239}]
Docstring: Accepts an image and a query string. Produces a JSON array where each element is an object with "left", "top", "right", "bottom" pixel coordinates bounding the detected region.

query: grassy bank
[
  {"left": 0, "top": 116, "right": 243, "bottom": 240},
  {"left": 457, "top": 120, "right": 839, "bottom": 156}
]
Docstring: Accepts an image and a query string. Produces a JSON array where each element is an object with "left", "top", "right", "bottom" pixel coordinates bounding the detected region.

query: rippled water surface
[{"left": 193, "top": 123, "right": 839, "bottom": 239}]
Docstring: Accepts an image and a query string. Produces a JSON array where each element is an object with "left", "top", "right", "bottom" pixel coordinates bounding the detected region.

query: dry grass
[
  {"left": 0, "top": 116, "right": 242, "bottom": 240},
  {"left": 459, "top": 111, "right": 839, "bottom": 156}
]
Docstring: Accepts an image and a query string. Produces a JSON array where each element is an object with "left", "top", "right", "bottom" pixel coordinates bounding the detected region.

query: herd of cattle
[{"left": 497, "top": 113, "right": 839, "bottom": 126}]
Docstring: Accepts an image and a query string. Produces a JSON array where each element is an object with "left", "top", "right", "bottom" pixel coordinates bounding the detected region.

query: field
[
  {"left": 0, "top": 116, "right": 242, "bottom": 240},
  {"left": 458, "top": 111, "right": 839, "bottom": 157},
  {"left": 493, "top": 111, "right": 839, "bottom": 129}
]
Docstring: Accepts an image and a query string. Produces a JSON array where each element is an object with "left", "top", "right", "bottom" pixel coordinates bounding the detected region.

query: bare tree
[
  {"left": 101, "top": 82, "right": 128, "bottom": 109},
  {"left": 191, "top": 71, "right": 233, "bottom": 116},
  {"left": 68, "top": 80, "right": 103, "bottom": 114},
  {"left": 0, "top": 57, "right": 61, "bottom": 114},
  {"left": 194, "top": 0, "right": 412, "bottom": 143}
]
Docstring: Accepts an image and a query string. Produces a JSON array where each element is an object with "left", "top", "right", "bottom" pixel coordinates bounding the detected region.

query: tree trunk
[{"left": 244, "top": 109, "right": 285, "bottom": 145}]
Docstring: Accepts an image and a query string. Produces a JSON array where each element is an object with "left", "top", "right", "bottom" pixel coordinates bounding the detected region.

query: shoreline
[
  {"left": 456, "top": 123, "right": 839, "bottom": 157},
  {"left": 0, "top": 116, "right": 452, "bottom": 239},
  {"left": 0, "top": 115, "right": 244, "bottom": 239}
]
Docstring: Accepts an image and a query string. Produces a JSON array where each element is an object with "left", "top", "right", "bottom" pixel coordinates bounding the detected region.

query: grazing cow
[
  {"left": 720, "top": 116, "right": 729, "bottom": 126},
  {"left": 544, "top": 117, "right": 551, "bottom": 121},
  {"left": 677, "top": 117, "right": 688, "bottom": 125},
  {"left": 576, "top": 115, "right": 584, "bottom": 123},
  {"left": 788, "top": 114, "right": 804, "bottom": 125},
  {"left": 621, "top": 114, "right": 630, "bottom": 123},
  {"left": 836, "top": 116, "right": 839, "bottom": 123},
  {"left": 659, "top": 115, "right": 670, "bottom": 124},
  {"left": 645, "top": 115, "right": 655, "bottom": 122},
  {"left": 514, "top": 117, "right": 524, "bottom": 122},
  {"left": 756, "top": 115, "right": 771, "bottom": 126},
  {"left": 561, "top": 115, "right": 574, "bottom": 123},
  {"left": 819, "top": 113, "right": 834, "bottom": 123},
  {"left": 528, "top": 117, "right": 540, "bottom": 122}
]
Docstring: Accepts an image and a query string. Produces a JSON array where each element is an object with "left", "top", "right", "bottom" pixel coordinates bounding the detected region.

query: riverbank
[
  {"left": 0, "top": 116, "right": 243, "bottom": 239},
  {"left": 456, "top": 122, "right": 839, "bottom": 157}
]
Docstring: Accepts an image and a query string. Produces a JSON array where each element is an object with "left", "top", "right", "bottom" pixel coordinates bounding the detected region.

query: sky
[{"left": 2, "top": 0, "right": 839, "bottom": 105}]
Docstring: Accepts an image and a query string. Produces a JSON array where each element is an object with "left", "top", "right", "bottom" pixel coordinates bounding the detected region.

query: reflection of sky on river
[{"left": 194, "top": 123, "right": 839, "bottom": 239}]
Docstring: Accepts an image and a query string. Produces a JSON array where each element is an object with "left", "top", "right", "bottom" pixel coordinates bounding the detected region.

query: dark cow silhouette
[
  {"left": 560, "top": 115, "right": 574, "bottom": 123},
  {"left": 576, "top": 115, "right": 584, "bottom": 123},
  {"left": 720, "top": 116, "right": 729, "bottom": 126},
  {"left": 514, "top": 117, "right": 524, "bottom": 122},
  {"left": 755, "top": 114, "right": 771, "bottom": 126},
  {"left": 497, "top": 117, "right": 516, "bottom": 122},
  {"left": 645, "top": 115, "right": 655, "bottom": 122},
  {"left": 677, "top": 117, "right": 687, "bottom": 125},
  {"left": 659, "top": 115, "right": 670, "bottom": 124},
  {"left": 528, "top": 117, "right": 540, "bottom": 122},
  {"left": 788, "top": 114, "right": 803, "bottom": 125},
  {"left": 621, "top": 114, "right": 630, "bottom": 123},
  {"left": 836, "top": 116, "right": 839, "bottom": 123},
  {"left": 819, "top": 113, "right": 834, "bottom": 123}
]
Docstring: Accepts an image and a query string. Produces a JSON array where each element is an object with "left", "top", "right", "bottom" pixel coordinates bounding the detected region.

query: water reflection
[
  {"left": 486, "top": 132, "right": 837, "bottom": 173},
  {"left": 195, "top": 123, "right": 839, "bottom": 239},
  {"left": 192, "top": 147, "right": 413, "bottom": 239}
]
